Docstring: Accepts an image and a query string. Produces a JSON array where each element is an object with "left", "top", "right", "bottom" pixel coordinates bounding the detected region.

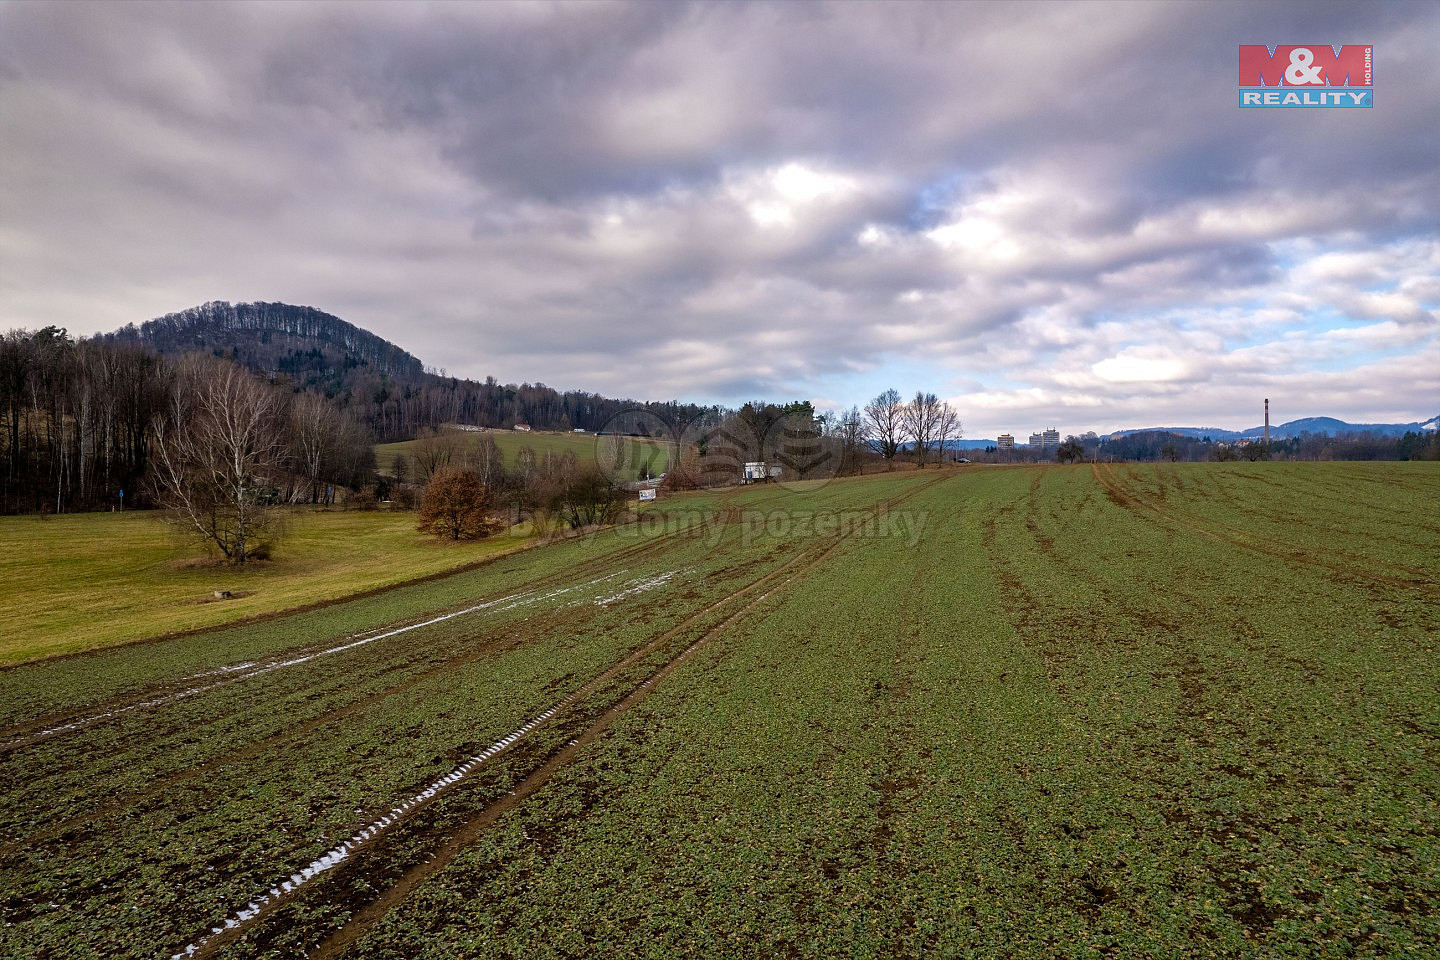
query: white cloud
[{"left": 1093, "top": 351, "right": 1190, "bottom": 384}]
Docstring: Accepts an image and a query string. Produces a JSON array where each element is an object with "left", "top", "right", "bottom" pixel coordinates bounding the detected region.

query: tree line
[
  {"left": 1, "top": 322, "right": 662, "bottom": 561},
  {"left": 965, "top": 428, "right": 1440, "bottom": 464},
  {"left": 1, "top": 312, "right": 713, "bottom": 515},
  {"left": 626, "top": 390, "right": 964, "bottom": 491},
  {"left": 9, "top": 304, "right": 968, "bottom": 521},
  {"left": 1, "top": 327, "right": 372, "bottom": 516}
]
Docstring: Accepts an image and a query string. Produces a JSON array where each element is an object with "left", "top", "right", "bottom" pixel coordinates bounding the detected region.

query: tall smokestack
[{"left": 1264, "top": 398, "right": 1270, "bottom": 445}]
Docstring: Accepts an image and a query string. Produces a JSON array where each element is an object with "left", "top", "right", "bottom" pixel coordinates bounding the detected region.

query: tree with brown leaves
[{"left": 417, "top": 468, "right": 504, "bottom": 540}]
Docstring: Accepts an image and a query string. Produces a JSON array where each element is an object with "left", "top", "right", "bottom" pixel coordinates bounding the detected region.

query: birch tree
[{"left": 151, "top": 357, "right": 289, "bottom": 563}]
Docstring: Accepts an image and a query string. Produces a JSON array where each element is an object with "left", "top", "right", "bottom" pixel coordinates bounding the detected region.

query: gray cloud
[{"left": 1, "top": 0, "right": 1437, "bottom": 437}]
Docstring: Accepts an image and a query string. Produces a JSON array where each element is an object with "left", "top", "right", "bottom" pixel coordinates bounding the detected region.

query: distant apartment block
[
  {"left": 1028, "top": 429, "right": 1060, "bottom": 452},
  {"left": 997, "top": 433, "right": 1015, "bottom": 451}
]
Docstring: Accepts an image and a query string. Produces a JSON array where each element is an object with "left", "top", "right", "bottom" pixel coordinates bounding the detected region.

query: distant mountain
[
  {"left": 1111, "top": 426, "right": 1246, "bottom": 441},
  {"left": 901, "top": 438, "right": 998, "bottom": 451},
  {"left": 105, "top": 300, "right": 425, "bottom": 384},
  {"left": 1248, "top": 415, "right": 1439, "bottom": 439},
  {"left": 1113, "top": 415, "right": 1438, "bottom": 442}
]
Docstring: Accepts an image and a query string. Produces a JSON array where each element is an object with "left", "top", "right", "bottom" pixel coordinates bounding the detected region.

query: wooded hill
[
  {"left": 103, "top": 301, "right": 713, "bottom": 443},
  {"left": 106, "top": 301, "right": 425, "bottom": 382}
]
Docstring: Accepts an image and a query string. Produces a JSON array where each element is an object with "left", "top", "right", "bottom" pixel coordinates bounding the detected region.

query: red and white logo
[
  {"left": 1238, "top": 45, "right": 1372, "bottom": 108},
  {"left": 1239, "top": 45, "right": 1371, "bottom": 87}
]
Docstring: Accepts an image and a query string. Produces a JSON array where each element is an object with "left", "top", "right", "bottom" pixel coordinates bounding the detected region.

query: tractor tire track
[
  {"left": 0, "top": 522, "right": 697, "bottom": 751},
  {"left": 1093, "top": 463, "right": 1436, "bottom": 594},
  {"left": 304, "top": 533, "right": 863, "bottom": 960},
  {"left": 301, "top": 475, "right": 952, "bottom": 960},
  {"left": 3, "top": 561, "right": 702, "bottom": 854},
  {"left": 172, "top": 536, "right": 835, "bottom": 960},
  {"left": 0, "top": 578, "right": 612, "bottom": 752},
  {"left": 175, "top": 479, "right": 947, "bottom": 960},
  {"left": 0, "top": 596, "right": 610, "bottom": 858}
]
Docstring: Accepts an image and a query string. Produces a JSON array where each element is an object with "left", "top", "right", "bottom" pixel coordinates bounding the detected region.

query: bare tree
[
  {"left": 864, "top": 388, "right": 906, "bottom": 461},
  {"left": 291, "top": 392, "right": 337, "bottom": 504},
  {"left": 903, "top": 391, "right": 943, "bottom": 467},
  {"left": 935, "top": 401, "right": 962, "bottom": 463},
  {"left": 832, "top": 406, "right": 866, "bottom": 475},
  {"left": 151, "top": 357, "right": 289, "bottom": 563},
  {"left": 410, "top": 426, "right": 463, "bottom": 483},
  {"left": 464, "top": 432, "right": 506, "bottom": 488},
  {"left": 328, "top": 413, "right": 376, "bottom": 492},
  {"left": 513, "top": 446, "right": 537, "bottom": 485}
]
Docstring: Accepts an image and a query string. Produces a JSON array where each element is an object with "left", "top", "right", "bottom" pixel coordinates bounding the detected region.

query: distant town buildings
[
  {"left": 1020, "top": 428, "right": 1061, "bottom": 453},
  {"left": 996, "top": 428, "right": 1061, "bottom": 456}
]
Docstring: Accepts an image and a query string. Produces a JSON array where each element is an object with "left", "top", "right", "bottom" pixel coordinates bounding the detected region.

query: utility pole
[{"left": 1264, "top": 398, "right": 1270, "bottom": 446}]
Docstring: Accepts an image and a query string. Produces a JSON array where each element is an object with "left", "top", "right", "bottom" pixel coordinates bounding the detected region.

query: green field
[
  {"left": 0, "top": 509, "right": 535, "bottom": 665},
  {"left": 375, "top": 428, "right": 675, "bottom": 479},
  {"left": 0, "top": 463, "right": 1436, "bottom": 959}
]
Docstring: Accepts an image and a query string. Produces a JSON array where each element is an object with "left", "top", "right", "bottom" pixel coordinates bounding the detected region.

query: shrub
[
  {"left": 560, "top": 469, "right": 628, "bottom": 529},
  {"left": 417, "top": 470, "right": 505, "bottom": 540},
  {"left": 345, "top": 488, "right": 378, "bottom": 511}
]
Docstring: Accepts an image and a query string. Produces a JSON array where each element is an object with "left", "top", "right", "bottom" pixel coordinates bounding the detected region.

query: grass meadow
[{"left": 0, "top": 508, "right": 534, "bottom": 665}]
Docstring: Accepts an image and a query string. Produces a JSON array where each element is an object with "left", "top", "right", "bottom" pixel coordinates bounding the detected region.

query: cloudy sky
[{"left": 2, "top": 1, "right": 1437, "bottom": 438}]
